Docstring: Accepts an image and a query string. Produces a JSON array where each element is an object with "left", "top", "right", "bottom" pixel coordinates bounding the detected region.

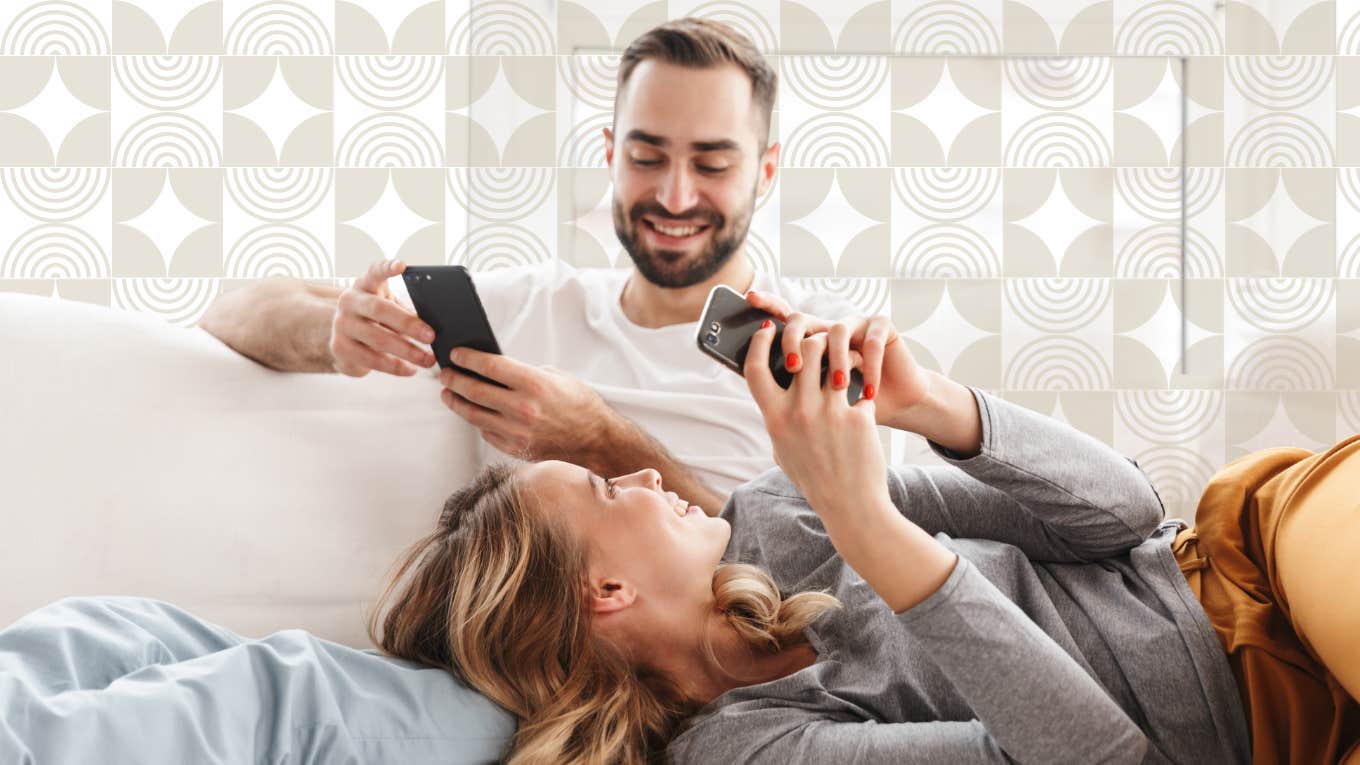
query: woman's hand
[
  {"left": 743, "top": 318, "right": 890, "bottom": 518},
  {"left": 744, "top": 290, "right": 932, "bottom": 425}
]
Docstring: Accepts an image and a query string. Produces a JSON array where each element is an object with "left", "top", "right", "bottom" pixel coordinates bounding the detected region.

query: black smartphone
[
  {"left": 697, "top": 284, "right": 863, "bottom": 405},
  {"left": 402, "top": 265, "right": 507, "bottom": 389}
]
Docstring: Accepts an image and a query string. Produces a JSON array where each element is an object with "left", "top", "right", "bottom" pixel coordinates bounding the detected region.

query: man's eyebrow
[
  {"left": 625, "top": 129, "right": 667, "bottom": 147},
  {"left": 691, "top": 139, "right": 740, "bottom": 153},
  {"left": 624, "top": 130, "right": 741, "bottom": 153}
]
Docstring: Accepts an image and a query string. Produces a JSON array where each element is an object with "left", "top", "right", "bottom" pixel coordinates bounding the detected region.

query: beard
[{"left": 612, "top": 185, "right": 757, "bottom": 289}]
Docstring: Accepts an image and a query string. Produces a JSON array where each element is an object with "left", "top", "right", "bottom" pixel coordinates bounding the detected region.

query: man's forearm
[
  {"left": 197, "top": 278, "right": 338, "bottom": 373},
  {"left": 584, "top": 415, "right": 729, "bottom": 517}
]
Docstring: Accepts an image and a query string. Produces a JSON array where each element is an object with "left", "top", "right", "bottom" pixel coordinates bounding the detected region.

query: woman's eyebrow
[{"left": 586, "top": 470, "right": 600, "bottom": 499}]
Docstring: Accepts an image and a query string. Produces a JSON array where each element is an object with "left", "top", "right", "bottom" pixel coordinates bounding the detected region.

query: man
[{"left": 198, "top": 17, "right": 858, "bottom": 516}]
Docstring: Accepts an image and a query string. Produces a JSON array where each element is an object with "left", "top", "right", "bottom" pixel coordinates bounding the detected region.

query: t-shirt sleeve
[
  {"left": 464, "top": 264, "right": 554, "bottom": 336},
  {"left": 885, "top": 385, "right": 1167, "bottom": 562}
]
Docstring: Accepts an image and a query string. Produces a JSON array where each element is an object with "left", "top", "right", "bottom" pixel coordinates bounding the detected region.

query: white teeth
[{"left": 654, "top": 222, "right": 700, "bottom": 237}]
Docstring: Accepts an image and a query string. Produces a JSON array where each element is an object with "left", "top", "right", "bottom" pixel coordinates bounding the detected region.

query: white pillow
[{"left": 0, "top": 293, "right": 483, "bottom": 648}]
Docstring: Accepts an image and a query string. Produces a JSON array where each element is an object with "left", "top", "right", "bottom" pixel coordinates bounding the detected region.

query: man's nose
[{"left": 656, "top": 167, "right": 698, "bottom": 215}]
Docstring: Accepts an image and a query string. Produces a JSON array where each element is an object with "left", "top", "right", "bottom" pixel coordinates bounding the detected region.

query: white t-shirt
[{"left": 389, "top": 261, "right": 859, "bottom": 495}]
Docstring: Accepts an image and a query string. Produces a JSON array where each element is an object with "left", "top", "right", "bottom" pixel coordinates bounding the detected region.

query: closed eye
[{"left": 606, "top": 478, "right": 617, "bottom": 498}]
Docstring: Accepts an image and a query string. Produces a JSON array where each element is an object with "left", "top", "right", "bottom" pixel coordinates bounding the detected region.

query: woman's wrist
[{"left": 883, "top": 371, "right": 983, "bottom": 458}]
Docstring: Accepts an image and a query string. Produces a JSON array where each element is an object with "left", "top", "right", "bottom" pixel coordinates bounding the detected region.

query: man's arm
[
  {"left": 438, "top": 348, "right": 731, "bottom": 515},
  {"left": 197, "top": 277, "right": 340, "bottom": 373}
]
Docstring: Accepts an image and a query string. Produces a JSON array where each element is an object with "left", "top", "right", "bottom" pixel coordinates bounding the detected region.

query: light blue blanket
[{"left": 0, "top": 596, "right": 515, "bottom": 764}]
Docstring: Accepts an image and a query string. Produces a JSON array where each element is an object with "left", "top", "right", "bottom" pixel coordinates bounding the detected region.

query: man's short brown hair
[{"left": 616, "top": 17, "right": 777, "bottom": 147}]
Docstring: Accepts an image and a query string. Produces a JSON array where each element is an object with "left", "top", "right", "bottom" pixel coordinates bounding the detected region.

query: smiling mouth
[
  {"left": 668, "top": 491, "right": 690, "bottom": 517},
  {"left": 643, "top": 217, "right": 711, "bottom": 242}
]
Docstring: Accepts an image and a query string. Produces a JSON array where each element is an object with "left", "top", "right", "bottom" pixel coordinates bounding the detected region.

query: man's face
[{"left": 606, "top": 60, "right": 777, "bottom": 288}]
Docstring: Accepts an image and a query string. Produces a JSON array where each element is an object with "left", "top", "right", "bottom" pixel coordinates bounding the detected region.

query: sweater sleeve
[
  {"left": 886, "top": 386, "right": 1166, "bottom": 561},
  {"left": 666, "top": 558, "right": 1148, "bottom": 765}
]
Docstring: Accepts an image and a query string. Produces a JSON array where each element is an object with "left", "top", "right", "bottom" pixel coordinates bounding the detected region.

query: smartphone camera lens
[
  {"left": 709, "top": 321, "right": 720, "bottom": 332},
  {"left": 705, "top": 332, "right": 719, "bottom": 346}
]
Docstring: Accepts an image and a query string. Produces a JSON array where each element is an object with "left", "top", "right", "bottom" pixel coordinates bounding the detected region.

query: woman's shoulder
[{"left": 721, "top": 468, "right": 840, "bottom": 580}]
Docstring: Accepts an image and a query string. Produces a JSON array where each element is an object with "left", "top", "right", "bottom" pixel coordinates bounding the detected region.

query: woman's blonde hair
[{"left": 366, "top": 461, "right": 840, "bottom": 765}]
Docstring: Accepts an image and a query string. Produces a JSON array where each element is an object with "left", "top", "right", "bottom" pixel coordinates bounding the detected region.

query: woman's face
[{"left": 518, "top": 461, "right": 731, "bottom": 615}]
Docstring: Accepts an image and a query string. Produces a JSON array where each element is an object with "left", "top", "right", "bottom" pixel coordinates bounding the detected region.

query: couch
[{"left": 0, "top": 292, "right": 483, "bottom": 648}]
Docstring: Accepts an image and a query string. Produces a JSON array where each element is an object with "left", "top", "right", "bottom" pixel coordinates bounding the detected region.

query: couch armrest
[{"left": 0, "top": 293, "right": 483, "bottom": 647}]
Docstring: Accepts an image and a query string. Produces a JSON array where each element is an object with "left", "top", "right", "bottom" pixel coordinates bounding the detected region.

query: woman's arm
[
  {"left": 734, "top": 306, "right": 1148, "bottom": 764},
  {"left": 881, "top": 368, "right": 983, "bottom": 457},
  {"left": 668, "top": 566, "right": 1150, "bottom": 765},
  {"left": 740, "top": 290, "right": 1165, "bottom": 561},
  {"left": 883, "top": 379, "right": 1166, "bottom": 562}
]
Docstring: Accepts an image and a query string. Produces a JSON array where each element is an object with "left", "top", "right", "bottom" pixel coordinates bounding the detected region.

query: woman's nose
[{"left": 619, "top": 468, "right": 663, "bottom": 490}]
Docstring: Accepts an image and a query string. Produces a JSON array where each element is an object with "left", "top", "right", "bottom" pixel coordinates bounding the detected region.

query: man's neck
[{"left": 618, "top": 256, "right": 756, "bottom": 329}]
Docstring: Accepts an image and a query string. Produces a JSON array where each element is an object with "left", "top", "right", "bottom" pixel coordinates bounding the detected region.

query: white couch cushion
[{"left": 0, "top": 293, "right": 483, "bottom": 648}]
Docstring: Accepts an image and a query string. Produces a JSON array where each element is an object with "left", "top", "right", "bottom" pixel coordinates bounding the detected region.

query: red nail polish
[
  {"left": 761, "top": 319, "right": 772, "bottom": 329},
  {"left": 833, "top": 369, "right": 846, "bottom": 388},
  {"left": 864, "top": 383, "right": 876, "bottom": 400},
  {"left": 786, "top": 352, "right": 800, "bottom": 371}
]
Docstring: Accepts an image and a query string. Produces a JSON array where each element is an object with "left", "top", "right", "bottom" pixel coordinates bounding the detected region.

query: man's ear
[
  {"left": 588, "top": 576, "right": 635, "bottom": 615},
  {"left": 756, "top": 141, "right": 780, "bottom": 197},
  {"left": 603, "top": 126, "right": 615, "bottom": 169}
]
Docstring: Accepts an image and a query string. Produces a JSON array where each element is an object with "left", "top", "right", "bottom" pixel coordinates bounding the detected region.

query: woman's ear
[{"left": 589, "top": 577, "right": 636, "bottom": 615}]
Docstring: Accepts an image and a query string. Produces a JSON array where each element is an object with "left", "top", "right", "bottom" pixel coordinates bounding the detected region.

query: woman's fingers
[
  {"left": 825, "top": 321, "right": 853, "bottom": 396},
  {"left": 744, "top": 288, "right": 795, "bottom": 321},
  {"left": 857, "top": 315, "right": 895, "bottom": 399},
  {"left": 782, "top": 312, "right": 815, "bottom": 372},
  {"left": 742, "top": 318, "right": 782, "bottom": 408},
  {"left": 793, "top": 333, "right": 828, "bottom": 405}
]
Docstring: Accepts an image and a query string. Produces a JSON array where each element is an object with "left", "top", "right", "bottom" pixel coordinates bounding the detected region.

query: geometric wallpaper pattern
[{"left": 2, "top": 0, "right": 1358, "bottom": 519}]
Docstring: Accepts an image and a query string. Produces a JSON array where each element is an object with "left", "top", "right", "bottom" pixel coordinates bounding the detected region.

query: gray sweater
[{"left": 666, "top": 386, "right": 1251, "bottom": 764}]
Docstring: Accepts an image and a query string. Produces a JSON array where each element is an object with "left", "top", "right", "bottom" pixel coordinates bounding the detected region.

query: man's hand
[
  {"left": 437, "top": 347, "right": 615, "bottom": 461},
  {"left": 329, "top": 259, "right": 437, "bottom": 378}
]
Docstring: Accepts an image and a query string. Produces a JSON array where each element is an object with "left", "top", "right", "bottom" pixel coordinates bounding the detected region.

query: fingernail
[
  {"left": 450, "top": 348, "right": 461, "bottom": 363},
  {"left": 761, "top": 319, "right": 772, "bottom": 329},
  {"left": 423, "top": 328, "right": 435, "bottom": 342},
  {"left": 833, "top": 369, "right": 846, "bottom": 389},
  {"left": 864, "top": 383, "right": 876, "bottom": 400},
  {"left": 786, "top": 352, "right": 800, "bottom": 371}
]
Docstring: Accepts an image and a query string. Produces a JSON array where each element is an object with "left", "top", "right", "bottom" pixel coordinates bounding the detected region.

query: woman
[{"left": 369, "top": 289, "right": 1360, "bottom": 765}]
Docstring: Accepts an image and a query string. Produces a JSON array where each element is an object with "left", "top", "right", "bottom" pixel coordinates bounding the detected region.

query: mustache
[{"left": 629, "top": 202, "right": 722, "bottom": 227}]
